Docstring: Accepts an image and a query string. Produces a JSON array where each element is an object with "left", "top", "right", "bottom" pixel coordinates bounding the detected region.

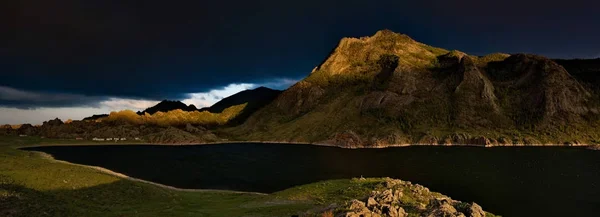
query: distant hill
[
  {"left": 200, "top": 87, "right": 282, "bottom": 125},
  {"left": 138, "top": 100, "right": 198, "bottom": 115},
  {"left": 230, "top": 30, "right": 600, "bottom": 147},
  {"left": 79, "top": 87, "right": 280, "bottom": 127},
  {"left": 82, "top": 114, "right": 109, "bottom": 121}
]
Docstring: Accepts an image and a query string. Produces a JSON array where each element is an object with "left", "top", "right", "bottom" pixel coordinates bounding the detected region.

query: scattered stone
[
  {"left": 393, "top": 189, "right": 403, "bottom": 201},
  {"left": 367, "top": 196, "right": 379, "bottom": 207},
  {"left": 466, "top": 202, "right": 485, "bottom": 217},
  {"left": 377, "top": 189, "right": 394, "bottom": 204},
  {"left": 397, "top": 207, "right": 407, "bottom": 217},
  {"left": 425, "top": 198, "right": 462, "bottom": 217},
  {"left": 349, "top": 199, "right": 366, "bottom": 210},
  {"left": 384, "top": 178, "right": 402, "bottom": 188},
  {"left": 335, "top": 178, "right": 491, "bottom": 217}
]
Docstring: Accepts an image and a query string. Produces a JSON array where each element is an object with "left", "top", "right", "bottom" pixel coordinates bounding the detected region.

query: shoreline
[
  {"left": 30, "top": 150, "right": 268, "bottom": 195},
  {"left": 17, "top": 139, "right": 598, "bottom": 149},
  {"left": 14, "top": 139, "right": 599, "bottom": 200}
]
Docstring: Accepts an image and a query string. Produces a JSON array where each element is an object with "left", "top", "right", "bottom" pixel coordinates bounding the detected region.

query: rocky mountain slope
[{"left": 232, "top": 30, "right": 600, "bottom": 147}]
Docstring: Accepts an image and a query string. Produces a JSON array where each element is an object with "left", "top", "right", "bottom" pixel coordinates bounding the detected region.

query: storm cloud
[
  {"left": 1, "top": 0, "right": 599, "bottom": 113},
  {"left": 0, "top": 85, "right": 105, "bottom": 109}
]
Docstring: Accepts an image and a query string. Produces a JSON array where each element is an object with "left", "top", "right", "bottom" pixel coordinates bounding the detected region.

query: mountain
[
  {"left": 231, "top": 30, "right": 600, "bottom": 147},
  {"left": 82, "top": 114, "right": 109, "bottom": 121},
  {"left": 138, "top": 100, "right": 198, "bottom": 115},
  {"left": 200, "top": 86, "right": 282, "bottom": 125},
  {"left": 554, "top": 58, "right": 600, "bottom": 93}
]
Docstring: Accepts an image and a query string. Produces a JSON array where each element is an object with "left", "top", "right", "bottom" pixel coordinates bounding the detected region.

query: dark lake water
[{"left": 24, "top": 144, "right": 600, "bottom": 217}]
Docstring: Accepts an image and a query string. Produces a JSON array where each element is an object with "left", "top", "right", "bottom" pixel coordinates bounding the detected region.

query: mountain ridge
[
  {"left": 137, "top": 100, "right": 198, "bottom": 115},
  {"left": 229, "top": 30, "right": 600, "bottom": 147},
  {"left": 5, "top": 30, "right": 600, "bottom": 147}
]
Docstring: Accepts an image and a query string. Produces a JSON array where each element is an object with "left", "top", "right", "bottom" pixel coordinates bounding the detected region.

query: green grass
[
  {"left": 0, "top": 136, "right": 326, "bottom": 217},
  {"left": 0, "top": 136, "right": 504, "bottom": 216},
  {"left": 0, "top": 136, "right": 421, "bottom": 217},
  {"left": 274, "top": 178, "right": 382, "bottom": 204}
]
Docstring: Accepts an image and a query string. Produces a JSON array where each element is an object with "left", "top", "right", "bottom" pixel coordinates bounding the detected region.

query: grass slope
[{"left": 0, "top": 136, "right": 318, "bottom": 217}]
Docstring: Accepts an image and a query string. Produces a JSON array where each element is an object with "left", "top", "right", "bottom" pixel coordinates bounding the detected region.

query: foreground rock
[{"left": 331, "top": 178, "right": 492, "bottom": 217}]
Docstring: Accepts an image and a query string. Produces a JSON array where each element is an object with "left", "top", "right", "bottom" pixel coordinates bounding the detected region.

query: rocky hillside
[
  {"left": 331, "top": 178, "right": 493, "bottom": 217},
  {"left": 0, "top": 118, "right": 220, "bottom": 144},
  {"left": 232, "top": 30, "right": 600, "bottom": 147}
]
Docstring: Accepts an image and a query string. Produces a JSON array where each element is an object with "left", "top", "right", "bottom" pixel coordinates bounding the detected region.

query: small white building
[
  {"left": 19, "top": 134, "right": 27, "bottom": 137},
  {"left": 106, "top": 138, "right": 113, "bottom": 141},
  {"left": 113, "top": 138, "right": 119, "bottom": 141},
  {"left": 92, "top": 138, "right": 105, "bottom": 141},
  {"left": 134, "top": 137, "right": 141, "bottom": 141},
  {"left": 120, "top": 138, "right": 126, "bottom": 141}
]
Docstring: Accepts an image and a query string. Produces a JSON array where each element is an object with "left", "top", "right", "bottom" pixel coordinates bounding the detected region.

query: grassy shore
[{"left": 0, "top": 136, "right": 392, "bottom": 217}]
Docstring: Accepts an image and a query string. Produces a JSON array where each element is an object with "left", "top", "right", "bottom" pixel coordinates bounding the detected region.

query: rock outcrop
[{"left": 334, "top": 178, "right": 490, "bottom": 217}]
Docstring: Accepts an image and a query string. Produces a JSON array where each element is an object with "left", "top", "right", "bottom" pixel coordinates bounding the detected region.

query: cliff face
[{"left": 234, "top": 30, "right": 600, "bottom": 147}]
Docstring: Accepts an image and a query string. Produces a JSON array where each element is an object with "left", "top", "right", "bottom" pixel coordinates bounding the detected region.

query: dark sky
[{"left": 1, "top": 0, "right": 599, "bottom": 108}]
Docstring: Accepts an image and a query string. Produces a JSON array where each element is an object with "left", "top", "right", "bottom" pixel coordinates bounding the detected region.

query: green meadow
[{"left": 0, "top": 136, "right": 387, "bottom": 217}]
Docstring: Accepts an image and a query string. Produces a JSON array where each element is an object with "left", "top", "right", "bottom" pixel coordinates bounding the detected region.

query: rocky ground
[
  {"left": 0, "top": 119, "right": 219, "bottom": 144},
  {"left": 316, "top": 178, "right": 494, "bottom": 217}
]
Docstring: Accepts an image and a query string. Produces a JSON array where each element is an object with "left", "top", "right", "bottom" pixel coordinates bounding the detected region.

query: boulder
[
  {"left": 396, "top": 207, "right": 407, "bottom": 217},
  {"left": 367, "top": 196, "right": 379, "bottom": 207},
  {"left": 348, "top": 199, "right": 366, "bottom": 211},
  {"left": 425, "top": 198, "right": 463, "bottom": 217},
  {"left": 376, "top": 189, "right": 394, "bottom": 204},
  {"left": 393, "top": 189, "right": 403, "bottom": 201},
  {"left": 465, "top": 203, "right": 485, "bottom": 217},
  {"left": 385, "top": 178, "right": 403, "bottom": 188}
]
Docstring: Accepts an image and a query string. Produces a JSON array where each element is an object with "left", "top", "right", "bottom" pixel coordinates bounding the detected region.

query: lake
[{"left": 24, "top": 144, "right": 600, "bottom": 217}]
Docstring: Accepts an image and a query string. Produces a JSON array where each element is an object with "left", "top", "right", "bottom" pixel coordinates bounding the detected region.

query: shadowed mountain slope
[
  {"left": 138, "top": 100, "right": 198, "bottom": 115},
  {"left": 200, "top": 87, "right": 282, "bottom": 125}
]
